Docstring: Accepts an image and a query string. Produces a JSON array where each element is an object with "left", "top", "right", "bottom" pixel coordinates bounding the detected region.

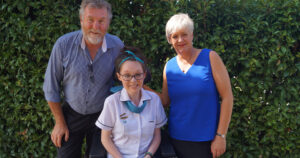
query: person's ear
[
  {"left": 117, "top": 73, "right": 122, "bottom": 81},
  {"left": 80, "top": 16, "right": 83, "bottom": 25},
  {"left": 168, "top": 37, "right": 172, "bottom": 44}
]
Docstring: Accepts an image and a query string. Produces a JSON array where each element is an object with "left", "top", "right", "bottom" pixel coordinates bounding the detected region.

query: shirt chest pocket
[
  {"left": 63, "top": 56, "right": 87, "bottom": 80},
  {"left": 94, "top": 53, "right": 114, "bottom": 83},
  {"left": 121, "top": 115, "right": 138, "bottom": 137},
  {"left": 142, "top": 116, "right": 155, "bottom": 137}
]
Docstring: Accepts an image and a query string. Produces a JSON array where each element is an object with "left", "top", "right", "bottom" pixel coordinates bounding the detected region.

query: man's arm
[
  {"left": 48, "top": 101, "right": 69, "bottom": 148},
  {"left": 43, "top": 37, "right": 68, "bottom": 147}
]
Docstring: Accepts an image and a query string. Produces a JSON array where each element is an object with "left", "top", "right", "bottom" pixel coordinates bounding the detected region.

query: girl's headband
[{"left": 118, "top": 50, "right": 144, "bottom": 67}]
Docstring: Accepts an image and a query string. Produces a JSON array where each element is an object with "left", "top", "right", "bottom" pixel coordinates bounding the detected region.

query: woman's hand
[{"left": 211, "top": 136, "right": 226, "bottom": 158}]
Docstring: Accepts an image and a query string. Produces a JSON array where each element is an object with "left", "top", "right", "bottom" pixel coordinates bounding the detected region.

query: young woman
[{"left": 95, "top": 47, "right": 167, "bottom": 158}]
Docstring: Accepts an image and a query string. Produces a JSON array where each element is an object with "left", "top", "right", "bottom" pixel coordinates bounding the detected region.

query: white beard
[
  {"left": 82, "top": 29, "right": 103, "bottom": 45},
  {"left": 86, "top": 35, "right": 103, "bottom": 45}
]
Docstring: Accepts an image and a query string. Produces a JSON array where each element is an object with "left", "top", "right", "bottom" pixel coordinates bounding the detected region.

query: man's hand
[
  {"left": 48, "top": 101, "right": 69, "bottom": 148},
  {"left": 51, "top": 122, "right": 69, "bottom": 148},
  {"left": 211, "top": 135, "right": 226, "bottom": 158}
]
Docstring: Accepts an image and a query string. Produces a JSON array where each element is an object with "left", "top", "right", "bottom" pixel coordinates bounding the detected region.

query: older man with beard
[{"left": 43, "top": 0, "right": 124, "bottom": 157}]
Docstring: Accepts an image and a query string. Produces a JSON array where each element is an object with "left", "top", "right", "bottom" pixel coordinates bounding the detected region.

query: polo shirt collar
[
  {"left": 120, "top": 88, "right": 151, "bottom": 106},
  {"left": 80, "top": 33, "right": 107, "bottom": 53}
]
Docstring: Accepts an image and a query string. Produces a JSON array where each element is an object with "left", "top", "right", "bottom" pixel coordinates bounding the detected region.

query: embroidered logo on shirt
[
  {"left": 120, "top": 113, "right": 128, "bottom": 123},
  {"left": 121, "top": 116, "right": 128, "bottom": 119}
]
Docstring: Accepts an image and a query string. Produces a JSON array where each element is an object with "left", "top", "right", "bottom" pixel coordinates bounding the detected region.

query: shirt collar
[
  {"left": 120, "top": 88, "right": 151, "bottom": 106},
  {"left": 80, "top": 34, "right": 107, "bottom": 53}
]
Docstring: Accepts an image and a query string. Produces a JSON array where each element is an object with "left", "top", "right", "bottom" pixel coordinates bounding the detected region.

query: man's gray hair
[{"left": 79, "top": 0, "right": 112, "bottom": 21}]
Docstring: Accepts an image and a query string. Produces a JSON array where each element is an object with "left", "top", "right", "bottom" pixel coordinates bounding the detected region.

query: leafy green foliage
[{"left": 0, "top": 0, "right": 299, "bottom": 157}]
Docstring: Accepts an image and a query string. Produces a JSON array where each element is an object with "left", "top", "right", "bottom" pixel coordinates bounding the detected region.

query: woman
[
  {"left": 95, "top": 47, "right": 167, "bottom": 158},
  {"left": 146, "top": 13, "right": 233, "bottom": 158}
]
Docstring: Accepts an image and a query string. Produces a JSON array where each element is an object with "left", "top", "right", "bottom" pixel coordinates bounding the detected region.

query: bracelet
[
  {"left": 145, "top": 152, "right": 153, "bottom": 158},
  {"left": 216, "top": 132, "right": 226, "bottom": 138}
]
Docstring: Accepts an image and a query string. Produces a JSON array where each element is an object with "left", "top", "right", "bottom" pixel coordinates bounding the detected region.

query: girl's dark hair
[{"left": 114, "top": 46, "right": 147, "bottom": 73}]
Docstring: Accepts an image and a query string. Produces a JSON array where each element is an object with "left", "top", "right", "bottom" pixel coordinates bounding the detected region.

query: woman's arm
[
  {"left": 144, "top": 65, "right": 170, "bottom": 107},
  {"left": 145, "top": 128, "right": 161, "bottom": 158},
  {"left": 101, "top": 130, "right": 122, "bottom": 158},
  {"left": 209, "top": 51, "right": 234, "bottom": 158},
  {"left": 161, "top": 65, "right": 170, "bottom": 106}
]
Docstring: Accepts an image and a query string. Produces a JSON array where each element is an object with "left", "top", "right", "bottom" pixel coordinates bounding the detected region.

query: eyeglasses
[
  {"left": 88, "top": 64, "right": 95, "bottom": 83},
  {"left": 120, "top": 73, "right": 144, "bottom": 81}
]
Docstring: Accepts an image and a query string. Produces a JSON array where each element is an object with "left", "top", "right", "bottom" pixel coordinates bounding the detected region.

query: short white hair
[{"left": 165, "top": 13, "right": 194, "bottom": 44}]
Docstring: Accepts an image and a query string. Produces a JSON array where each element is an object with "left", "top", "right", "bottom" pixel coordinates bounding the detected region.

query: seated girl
[{"left": 95, "top": 46, "right": 167, "bottom": 158}]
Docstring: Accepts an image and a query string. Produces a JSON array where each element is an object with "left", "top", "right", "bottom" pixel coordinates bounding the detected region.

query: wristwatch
[{"left": 216, "top": 133, "right": 226, "bottom": 139}]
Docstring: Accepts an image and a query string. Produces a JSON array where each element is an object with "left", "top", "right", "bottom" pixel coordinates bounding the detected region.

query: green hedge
[{"left": 0, "top": 0, "right": 299, "bottom": 157}]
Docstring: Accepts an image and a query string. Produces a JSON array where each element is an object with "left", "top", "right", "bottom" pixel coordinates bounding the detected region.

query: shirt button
[
  {"left": 86, "top": 101, "right": 89, "bottom": 104},
  {"left": 88, "top": 89, "right": 90, "bottom": 93}
]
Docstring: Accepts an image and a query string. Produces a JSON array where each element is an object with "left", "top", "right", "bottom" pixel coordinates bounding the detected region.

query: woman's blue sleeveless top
[{"left": 166, "top": 48, "right": 220, "bottom": 141}]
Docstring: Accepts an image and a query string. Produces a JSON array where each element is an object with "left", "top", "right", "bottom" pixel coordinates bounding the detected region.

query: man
[{"left": 43, "top": 0, "right": 124, "bottom": 157}]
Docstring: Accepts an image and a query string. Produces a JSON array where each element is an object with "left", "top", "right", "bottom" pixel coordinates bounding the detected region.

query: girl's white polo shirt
[{"left": 95, "top": 88, "right": 167, "bottom": 158}]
